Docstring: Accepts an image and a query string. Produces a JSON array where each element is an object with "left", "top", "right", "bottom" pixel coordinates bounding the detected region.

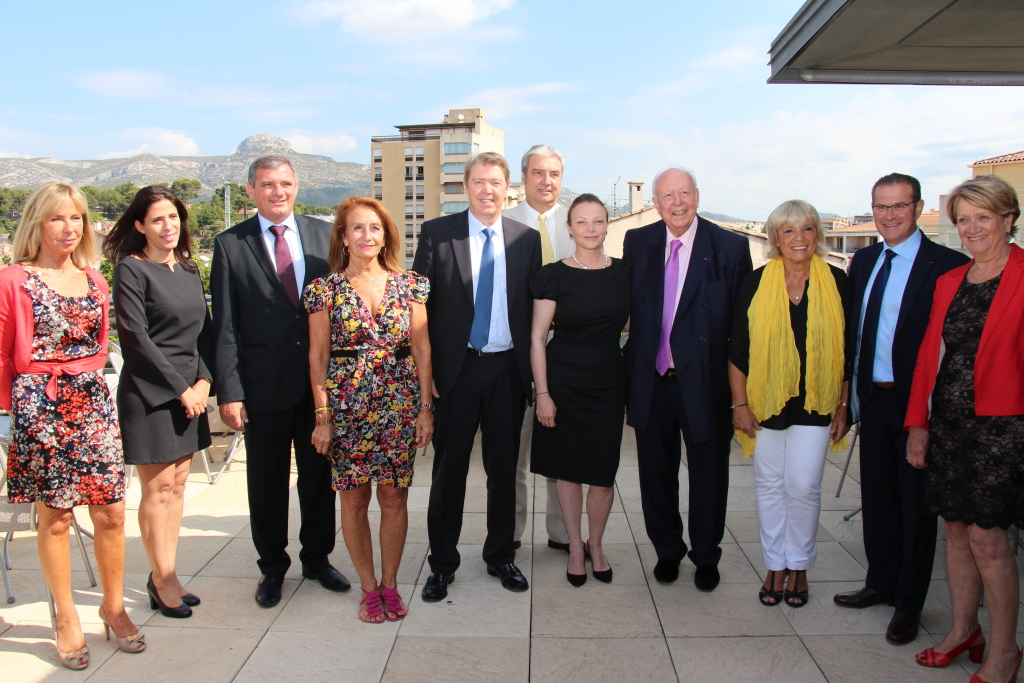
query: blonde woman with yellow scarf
[{"left": 728, "top": 200, "right": 852, "bottom": 609}]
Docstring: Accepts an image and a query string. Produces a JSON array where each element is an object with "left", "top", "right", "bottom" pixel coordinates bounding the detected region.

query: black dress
[
  {"left": 926, "top": 275, "right": 1024, "bottom": 530},
  {"left": 113, "top": 258, "right": 213, "bottom": 465},
  {"left": 529, "top": 259, "right": 629, "bottom": 487},
  {"left": 728, "top": 263, "right": 853, "bottom": 429}
]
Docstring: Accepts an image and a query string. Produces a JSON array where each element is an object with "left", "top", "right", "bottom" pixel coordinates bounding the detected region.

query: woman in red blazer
[
  {"left": 905, "top": 176, "right": 1023, "bottom": 683},
  {"left": 0, "top": 183, "right": 144, "bottom": 670}
]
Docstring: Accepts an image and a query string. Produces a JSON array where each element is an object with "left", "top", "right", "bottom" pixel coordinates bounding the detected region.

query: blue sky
[{"left": 3, "top": 0, "right": 1023, "bottom": 219}]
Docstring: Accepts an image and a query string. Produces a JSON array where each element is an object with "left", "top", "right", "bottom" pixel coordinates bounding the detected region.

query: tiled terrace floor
[{"left": 2, "top": 426, "right": 1022, "bottom": 682}]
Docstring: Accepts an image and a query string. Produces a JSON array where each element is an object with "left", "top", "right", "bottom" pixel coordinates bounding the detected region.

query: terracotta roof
[{"left": 972, "top": 150, "right": 1024, "bottom": 166}]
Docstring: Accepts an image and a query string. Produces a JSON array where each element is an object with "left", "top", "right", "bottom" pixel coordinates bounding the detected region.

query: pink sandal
[
  {"left": 359, "top": 588, "right": 385, "bottom": 624},
  {"left": 379, "top": 584, "right": 408, "bottom": 622}
]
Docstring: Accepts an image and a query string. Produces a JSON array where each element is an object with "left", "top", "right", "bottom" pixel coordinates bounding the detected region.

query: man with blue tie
[
  {"left": 834, "top": 173, "right": 969, "bottom": 644},
  {"left": 413, "top": 152, "right": 541, "bottom": 601}
]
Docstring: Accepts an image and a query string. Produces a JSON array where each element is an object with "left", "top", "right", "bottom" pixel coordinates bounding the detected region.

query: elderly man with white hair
[{"left": 621, "top": 167, "right": 752, "bottom": 589}]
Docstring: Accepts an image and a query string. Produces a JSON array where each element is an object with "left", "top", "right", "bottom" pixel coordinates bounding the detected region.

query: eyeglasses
[{"left": 871, "top": 202, "right": 913, "bottom": 214}]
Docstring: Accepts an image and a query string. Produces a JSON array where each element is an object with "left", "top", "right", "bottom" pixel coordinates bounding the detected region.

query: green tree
[
  {"left": 170, "top": 178, "right": 201, "bottom": 202},
  {"left": 295, "top": 202, "right": 336, "bottom": 216},
  {"left": 95, "top": 188, "right": 127, "bottom": 219}
]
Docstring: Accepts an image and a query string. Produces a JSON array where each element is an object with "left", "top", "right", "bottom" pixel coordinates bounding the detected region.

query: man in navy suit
[
  {"left": 833, "top": 173, "right": 968, "bottom": 645},
  {"left": 622, "top": 167, "right": 753, "bottom": 590}
]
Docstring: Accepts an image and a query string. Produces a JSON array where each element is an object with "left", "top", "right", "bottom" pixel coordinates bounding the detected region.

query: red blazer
[
  {"left": 906, "top": 244, "right": 1024, "bottom": 429},
  {"left": 0, "top": 264, "right": 110, "bottom": 411}
]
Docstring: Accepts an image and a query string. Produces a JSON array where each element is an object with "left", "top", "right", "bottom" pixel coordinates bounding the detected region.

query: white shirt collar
[
  {"left": 468, "top": 210, "right": 504, "bottom": 237},
  {"left": 257, "top": 212, "right": 298, "bottom": 234}
]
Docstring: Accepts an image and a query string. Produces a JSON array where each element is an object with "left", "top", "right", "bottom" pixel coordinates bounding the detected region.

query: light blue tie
[{"left": 470, "top": 228, "right": 495, "bottom": 351}]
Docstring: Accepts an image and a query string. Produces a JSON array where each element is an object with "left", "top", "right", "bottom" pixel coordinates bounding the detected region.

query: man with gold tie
[{"left": 502, "top": 145, "right": 573, "bottom": 553}]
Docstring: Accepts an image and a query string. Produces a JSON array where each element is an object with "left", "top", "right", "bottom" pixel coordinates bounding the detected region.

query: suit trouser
[
  {"left": 245, "top": 393, "right": 337, "bottom": 576},
  {"left": 634, "top": 374, "right": 731, "bottom": 566},
  {"left": 859, "top": 386, "right": 937, "bottom": 613},
  {"left": 514, "top": 403, "right": 569, "bottom": 544},
  {"left": 753, "top": 425, "right": 830, "bottom": 572},
  {"left": 428, "top": 351, "right": 526, "bottom": 574}
]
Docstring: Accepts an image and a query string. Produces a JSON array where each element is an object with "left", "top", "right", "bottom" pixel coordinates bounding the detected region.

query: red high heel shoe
[
  {"left": 969, "top": 647, "right": 1022, "bottom": 683},
  {"left": 916, "top": 626, "right": 985, "bottom": 668}
]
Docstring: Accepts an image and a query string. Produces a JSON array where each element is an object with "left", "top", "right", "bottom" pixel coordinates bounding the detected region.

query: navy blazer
[
  {"left": 622, "top": 217, "right": 753, "bottom": 442},
  {"left": 848, "top": 230, "right": 969, "bottom": 419},
  {"left": 210, "top": 214, "right": 331, "bottom": 413},
  {"left": 412, "top": 210, "right": 541, "bottom": 400}
]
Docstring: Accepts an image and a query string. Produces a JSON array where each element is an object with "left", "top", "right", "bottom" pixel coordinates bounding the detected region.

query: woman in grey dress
[{"left": 104, "top": 186, "right": 213, "bottom": 619}]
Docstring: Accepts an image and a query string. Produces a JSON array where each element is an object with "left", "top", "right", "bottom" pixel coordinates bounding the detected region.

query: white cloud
[
  {"left": 96, "top": 129, "right": 199, "bottom": 159},
  {"left": 77, "top": 70, "right": 169, "bottom": 98},
  {"left": 296, "top": 0, "right": 514, "bottom": 36},
  {"left": 0, "top": 149, "right": 30, "bottom": 158},
  {"left": 279, "top": 130, "right": 358, "bottom": 157},
  {"left": 450, "top": 82, "right": 578, "bottom": 120}
]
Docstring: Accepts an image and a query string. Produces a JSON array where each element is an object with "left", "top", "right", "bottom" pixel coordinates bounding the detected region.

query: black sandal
[
  {"left": 758, "top": 570, "right": 785, "bottom": 606},
  {"left": 784, "top": 570, "right": 809, "bottom": 608}
]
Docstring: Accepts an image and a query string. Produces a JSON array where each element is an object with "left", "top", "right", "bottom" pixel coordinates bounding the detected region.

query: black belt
[
  {"left": 467, "top": 348, "right": 512, "bottom": 357},
  {"left": 332, "top": 347, "right": 411, "bottom": 359}
]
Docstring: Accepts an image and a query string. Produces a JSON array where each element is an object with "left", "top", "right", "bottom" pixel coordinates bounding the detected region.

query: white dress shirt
[
  {"left": 664, "top": 216, "right": 699, "bottom": 369},
  {"left": 258, "top": 212, "right": 305, "bottom": 294},
  {"left": 521, "top": 202, "right": 565, "bottom": 258},
  {"left": 468, "top": 211, "right": 512, "bottom": 352}
]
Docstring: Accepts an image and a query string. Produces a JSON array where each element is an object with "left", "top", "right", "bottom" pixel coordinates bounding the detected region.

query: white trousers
[
  {"left": 514, "top": 403, "right": 569, "bottom": 544},
  {"left": 753, "top": 425, "right": 830, "bottom": 572}
]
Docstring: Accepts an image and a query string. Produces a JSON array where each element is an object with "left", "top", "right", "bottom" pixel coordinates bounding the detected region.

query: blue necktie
[
  {"left": 470, "top": 228, "right": 495, "bottom": 351},
  {"left": 857, "top": 248, "right": 897, "bottom": 403}
]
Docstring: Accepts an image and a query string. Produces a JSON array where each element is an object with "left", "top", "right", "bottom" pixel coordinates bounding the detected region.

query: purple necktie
[
  {"left": 269, "top": 225, "right": 300, "bottom": 309},
  {"left": 657, "top": 240, "right": 683, "bottom": 375}
]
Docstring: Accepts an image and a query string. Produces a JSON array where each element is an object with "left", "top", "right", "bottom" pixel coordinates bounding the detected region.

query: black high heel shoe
[
  {"left": 181, "top": 592, "right": 200, "bottom": 607},
  {"left": 585, "top": 541, "right": 613, "bottom": 584},
  {"left": 566, "top": 546, "right": 587, "bottom": 587},
  {"left": 147, "top": 573, "right": 192, "bottom": 618}
]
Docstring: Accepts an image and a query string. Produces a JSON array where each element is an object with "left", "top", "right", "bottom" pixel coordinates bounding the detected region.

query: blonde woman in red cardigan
[
  {"left": 905, "top": 176, "right": 1023, "bottom": 683},
  {"left": 0, "top": 183, "right": 144, "bottom": 670}
]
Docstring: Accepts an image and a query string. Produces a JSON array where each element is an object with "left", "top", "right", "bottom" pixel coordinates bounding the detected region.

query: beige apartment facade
[{"left": 370, "top": 108, "right": 505, "bottom": 269}]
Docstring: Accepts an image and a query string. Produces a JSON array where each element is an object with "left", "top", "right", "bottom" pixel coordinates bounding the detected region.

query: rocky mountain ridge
[{"left": 0, "top": 134, "right": 370, "bottom": 206}]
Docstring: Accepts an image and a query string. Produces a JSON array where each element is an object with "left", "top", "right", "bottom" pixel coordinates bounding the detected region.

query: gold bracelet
[{"left": 314, "top": 406, "right": 331, "bottom": 414}]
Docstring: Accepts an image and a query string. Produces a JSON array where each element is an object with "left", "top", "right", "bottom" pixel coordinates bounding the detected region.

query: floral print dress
[
  {"left": 303, "top": 271, "right": 429, "bottom": 491},
  {"left": 6, "top": 271, "right": 124, "bottom": 508}
]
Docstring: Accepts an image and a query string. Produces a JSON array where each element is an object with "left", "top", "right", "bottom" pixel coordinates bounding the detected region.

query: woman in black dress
[
  {"left": 531, "top": 193, "right": 629, "bottom": 586},
  {"left": 104, "top": 186, "right": 213, "bottom": 619}
]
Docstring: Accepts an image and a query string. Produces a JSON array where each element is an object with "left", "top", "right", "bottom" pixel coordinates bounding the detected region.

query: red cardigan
[
  {"left": 905, "top": 244, "right": 1024, "bottom": 429},
  {"left": 0, "top": 264, "right": 110, "bottom": 411}
]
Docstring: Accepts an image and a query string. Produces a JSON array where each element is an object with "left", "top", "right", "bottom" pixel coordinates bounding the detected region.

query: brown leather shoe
[{"left": 833, "top": 586, "right": 894, "bottom": 609}]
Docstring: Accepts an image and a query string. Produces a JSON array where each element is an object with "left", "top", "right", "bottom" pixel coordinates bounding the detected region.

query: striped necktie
[{"left": 538, "top": 213, "right": 555, "bottom": 265}]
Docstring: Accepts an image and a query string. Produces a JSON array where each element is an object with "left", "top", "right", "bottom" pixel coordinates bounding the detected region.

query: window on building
[
  {"left": 405, "top": 204, "right": 413, "bottom": 220},
  {"left": 404, "top": 166, "right": 413, "bottom": 181},
  {"left": 415, "top": 146, "right": 424, "bottom": 161},
  {"left": 415, "top": 166, "right": 424, "bottom": 181},
  {"left": 405, "top": 224, "right": 414, "bottom": 240},
  {"left": 404, "top": 147, "right": 413, "bottom": 161},
  {"left": 374, "top": 186, "right": 382, "bottom": 200},
  {"left": 373, "top": 167, "right": 382, "bottom": 181},
  {"left": 406, "top": 244, "right": 415, "bottom": 258},
  {"left": 408, "top": 129, "right": 426, "bottom": 140},
  {"left": 373, "top": 148, "right": 382, "bottom": 161},
  {"left": 443, "top": 142, "right": 477, "bottom": 155},
  {"left": 442, "top": 162, "right": 464, "bottom": 175},
  {"left": 415, "top": 204, "right": 424, "bottom": 219},
  {"left": 442, "top": 201, "right": 469, "bottom": 213},
  {"left": 443, "top": 182, "right": 464, "bottom": 194},
  {"left": 415, "top": 185, "right": 424, "bottom": 200},
  {"left": 405, "top": 185, "right": 413, "bottom": 200}
]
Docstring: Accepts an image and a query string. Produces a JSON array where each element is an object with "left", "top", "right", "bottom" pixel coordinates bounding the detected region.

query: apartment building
[{"left": 370, "top": 108, "right": 505, "bottom": 269}]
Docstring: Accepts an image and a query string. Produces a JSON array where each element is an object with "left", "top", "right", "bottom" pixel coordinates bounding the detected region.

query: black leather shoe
[
  {"left": 547, "top": 539, "right": 571, "bottom": 553},
  {"left": 486, "top": 563, "right": 530, "bottom": 592},
  {"left": 833, "top": 586, "right": 895, "bottom": 609},
  {"left": 653, "top": 559, "right": 680, "bottom": 583},
  {"left": 181, "top": 592, "right": 200, "bottom": 607},
  {"left": 886, "top": 610, "right": 921, "bottom": 645},
  {"left": 301, "top": 564, "right": 351, "bottom": 592},
  {"left": 694, "top": 565, "right": 721, "bottom": 591},
  {"left": 255, "top": 574, "right": 284, "bottom": 608},
  {"left": 421, "top": 573, "right": 454, "bottom": 602}
]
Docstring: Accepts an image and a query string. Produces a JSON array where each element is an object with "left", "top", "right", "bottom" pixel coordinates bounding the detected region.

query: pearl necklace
[{"left": 571, "top": 253, "right": 610, "bottom": 270}]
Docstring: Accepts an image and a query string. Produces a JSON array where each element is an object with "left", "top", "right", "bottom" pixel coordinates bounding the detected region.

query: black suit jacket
[
  {"left": 622, "top": 217, "right": 753, "bottom": 442},
  {"left": 211, "top": 214, "right": 331, "bottom": 413},
  {"left": 848, "top": 230, "right": 969, "bottom": 418},
  {"left": 412, "top": 210, "right": 541, "bottom": 400}
]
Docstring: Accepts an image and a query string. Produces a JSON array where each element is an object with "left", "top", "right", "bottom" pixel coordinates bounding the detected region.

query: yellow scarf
[{"left": 736, "top": 254, "right": 847, "bottom": 456}]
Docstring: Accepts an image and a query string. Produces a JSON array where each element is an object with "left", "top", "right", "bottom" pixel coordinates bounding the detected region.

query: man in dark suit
[
  {"left": 413, "top": 152, "right": 541, "bottom": 601},
  {"left": 833, "top": 173, "right": 969, "bottom": 644},
  {"left": 212, "top": 155, "right": 350, "bottom": 607},
  {"left": 623, "top": 167, "right": 753, "bottom": 590}
]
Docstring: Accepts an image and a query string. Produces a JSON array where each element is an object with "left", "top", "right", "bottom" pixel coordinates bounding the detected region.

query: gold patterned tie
[{"left": 538, "top": 213, "right": 555, "bottom": 265}]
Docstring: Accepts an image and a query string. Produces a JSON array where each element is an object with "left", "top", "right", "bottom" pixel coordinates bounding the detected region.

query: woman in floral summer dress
[
  {"left": 306, "top": 197, "right": 433, "bottom": 624},
  {"left": 0, "top": 182, "right": 144, "bottom": 670}
]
